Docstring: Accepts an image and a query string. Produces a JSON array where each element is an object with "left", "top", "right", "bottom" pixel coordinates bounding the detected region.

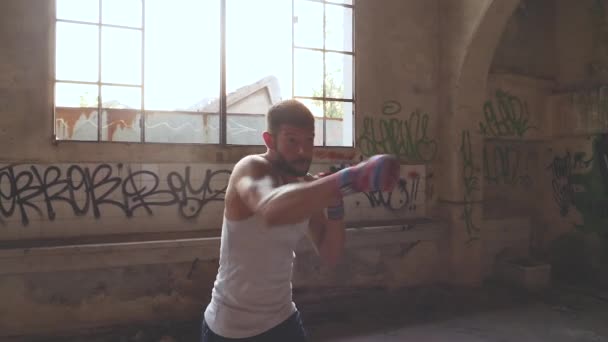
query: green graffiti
[
  {"left": 460, "top": 130, "right": 480, "bottom": 243},
  {"left": 549, "top": 134, "right": 608, "bottom": 235},
  {"left": 357, "top": 102, "right": 437, "bottom": 162},
  {"left": 479, "top": 89, "right": 538, "bottom": 138},
  {"left": 483, "top": 143, "right": 533, "bottom": 186}
]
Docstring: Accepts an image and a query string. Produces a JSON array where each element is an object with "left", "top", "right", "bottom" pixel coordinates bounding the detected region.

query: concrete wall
[
  {"left": 0, "top": 0, "right": 449, "bottom": 338},
  {"left": 7, "top": 0, "right": 606, "bottom": 338},
  {"left": 485, "top": 0, "right": 608, "bottom": 285}
]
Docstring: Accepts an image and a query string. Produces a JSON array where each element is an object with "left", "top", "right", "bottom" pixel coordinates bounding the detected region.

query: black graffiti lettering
[
  {"left": 362, "top": 178, "right": 418, "bottom": 211},
  {"left": 66, "top": 165, "right": 90, "bottom": 216},
  {"left": 14, "top": 168, "right": 44, "bottom": 226},
  {"left": 30, "top": 165, "right": 58, "bottom": 221},
  {"left": 168, "top": 168, "right": 230, "bottom": 219},
  {"left": 0, "top": 163, "right": 232, "bottom": 226},
  {"left": 122, "top": 169, "right": 178, "bottom": 216},
  {"left": 88, "top": 164, "right": 127, "bottom": 218},
  {"left": 0, "top": 166, "right": 17, "bottom": 220}
]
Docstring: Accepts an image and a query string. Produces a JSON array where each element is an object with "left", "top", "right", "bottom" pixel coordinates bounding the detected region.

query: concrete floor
[
  {"left": 311, "top": 297, "right": 608, "bottom": 341},
  {"left": 11, "top": 282, "right": 608, "bottom": 342},
  {"left": 302, "top": 283, "right": 608, "bottom": 342}
]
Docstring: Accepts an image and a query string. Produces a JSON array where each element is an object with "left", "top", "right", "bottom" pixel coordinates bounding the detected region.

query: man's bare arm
[
  {"left": 234, "top": 154, "right": 400, "bottom": 227},
  {"left": 307, "top": 207, "right": 345, "bottom": 267}
]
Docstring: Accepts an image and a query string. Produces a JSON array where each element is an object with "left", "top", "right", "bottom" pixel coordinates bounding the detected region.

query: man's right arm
[
  {"left": 234, "top": 154, "right": 400, "bottom": 228},
  {"left": 232, "top": 156, "right": 338, "bottom": 227}
]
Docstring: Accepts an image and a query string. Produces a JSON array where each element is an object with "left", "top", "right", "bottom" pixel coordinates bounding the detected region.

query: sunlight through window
[{"left": 54, "top": 0, "right": 354, "bottom": 146}]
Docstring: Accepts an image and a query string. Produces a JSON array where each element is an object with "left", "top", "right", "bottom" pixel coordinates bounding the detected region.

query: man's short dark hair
[{"left": 266, "top": 99, "right": 315, "bottom": 134}]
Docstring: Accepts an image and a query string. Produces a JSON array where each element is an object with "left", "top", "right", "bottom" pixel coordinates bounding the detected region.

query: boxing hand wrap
[
  {"left": 327, "top": 154, "right": 400, "bottom": 197},
  {"left": 326, "top": 198, "right": 345, "bottom": 220}
]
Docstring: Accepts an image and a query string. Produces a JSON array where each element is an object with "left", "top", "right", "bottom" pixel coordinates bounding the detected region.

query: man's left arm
[{"left": 307, "top": 196, "right": 346, "bottom": 267}]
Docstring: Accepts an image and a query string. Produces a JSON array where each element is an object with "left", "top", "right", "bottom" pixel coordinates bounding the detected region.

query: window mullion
[
  {"left": 322, "top": 1, "right": 327, "bottom": 147},
  {"left": 97, "top": 0, "right": 102, "bottom": 142},
  {"left": 219, "top": 0, "right": 227, "bottom": 145},
  {"left": 140, "top": 0, "right": 146, "bottom": 143}
]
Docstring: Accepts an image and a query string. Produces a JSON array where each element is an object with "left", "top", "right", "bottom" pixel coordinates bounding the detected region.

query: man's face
[{"left": 272, "top": 124, "right": 314, "bottom": 177}]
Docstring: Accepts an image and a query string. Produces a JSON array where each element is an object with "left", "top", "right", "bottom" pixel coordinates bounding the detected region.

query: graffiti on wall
[
  {"left": 359, "top": 171, "right": 422, "bottom": 211},
  {"left": 357, "top": 101, "right": 437, "bottom": 162},
  {"left": 483, "top": 143, "right": 534, "bottom": 187},
  {"left": 547, "top": 133, "right": 608, "bottom": 234},
  {"left": 479, "top": 89, "right": 538, "bottom": 138},
  {"left": 0, "top": 164, "right": 230, "bottom": 226},
  {"left": 479, "top": 89, "right": 538, "bottom": 187},
  {"left": 460, "top": 130, "right": 480, "bottom": 243},
  {"left": 569, "top": 86, "right": 608, "bottom": 131},
  {"left": 325, "top": 163, "right": 424, "bottom": 212},
  {"left": 0, "top": 161, "right": 426, "bottom": 227}
]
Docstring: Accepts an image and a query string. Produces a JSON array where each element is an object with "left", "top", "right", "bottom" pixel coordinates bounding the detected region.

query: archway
[{"left": 440, "top": 0, "right": 522, "bottom": 284}]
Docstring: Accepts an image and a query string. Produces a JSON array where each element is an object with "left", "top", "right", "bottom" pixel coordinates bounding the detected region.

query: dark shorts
[{"left": 201, "top": 311, "right": 308, "bottom": 342}]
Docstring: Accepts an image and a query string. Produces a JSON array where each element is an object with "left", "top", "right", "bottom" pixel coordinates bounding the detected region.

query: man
[{"left": 202, "top": 99, "right": 400, "bottom": 341}]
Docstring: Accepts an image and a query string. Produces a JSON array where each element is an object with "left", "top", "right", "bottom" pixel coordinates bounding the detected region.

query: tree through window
[{"left": 54, "top": 0, "right": 354, "bottom": 147}]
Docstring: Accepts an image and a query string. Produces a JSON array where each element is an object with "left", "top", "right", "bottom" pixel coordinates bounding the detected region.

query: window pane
[
  {"left": 325, "top": 52, "right": 353, "bottom": 100},
  {"left": 294, "top": 0, "right": 323, "bottom": 49},
  {"left": 145, "top": 111, "right": 219, "bottom": 144},
  {"left": 226, "top": 114, "right": 265, "bottom": 145},
  {"left": 55, "top": 82, "right": 98, "bottom": 108},
  {"left": 102, "top": 109, "right": 141, "bottom": 142},
  {"left": 144, "top": 0, "right": 220, "bottom": 111},
  {"left": 102, "top": 0, "right": 142, "bottom": 28},
  {"left": 295, "top": 98, "right": 324, "bottom": 146},
  {"left": 101, "top": 85, "right": 141, "bottom": 109},
  {"left": 57, "top": 0, "right": 99, "bottom": 23},
  {"left": 101, "top": 27, "right": 142, "bottom": 85},
  {"left": 325, "top": 4, "right": 353, "bottom": 52},
  {"left": 325, "top": 101, "right": 353, "bottom": 147},
  {"left": 55, "top": 107, "right": 99, "bottom": 141},
  {"left": 226, "top": 0, "right": 292, "bottom": 145},
  {"left": 101, "top": 86, "right": 141, "bottom": 141},
  {"left": 56, "top": 22, "right": 99, "bottom": 82},
  {"left": 294, "top": 49, "right": 323, "bottom": 98}
]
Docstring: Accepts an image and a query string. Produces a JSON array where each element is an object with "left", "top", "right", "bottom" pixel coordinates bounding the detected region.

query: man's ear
[{"left": 262, "top": 131, "right": 275, "bottom": 150}]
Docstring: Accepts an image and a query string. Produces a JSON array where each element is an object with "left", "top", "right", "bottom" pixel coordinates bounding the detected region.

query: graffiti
[
  {"left": 479, "top": 89, "right": 538, "bottom": 138},
  {"left": 570, "top": 86, "right": 608, "bottom": 130},
  {"left": 357, "top": 101, "right": 437, "bottom": 162},
  {"left": 0, "top": 164, "right": 230, "bottom": 226},
  {"left": 483, "top": 143, "right": 533, "bottom": 186},
  {"left": 547, "top": 134, "right": 608, "bottom": 234},
  {"left": 547, "top": 150, "right": 593, "bottom": 216},
  {"left": 460, "top": 130, "right": 480, "bottom": 243},
  {"left": 361, "top": 174, "right": 421, "bottom": 211}
]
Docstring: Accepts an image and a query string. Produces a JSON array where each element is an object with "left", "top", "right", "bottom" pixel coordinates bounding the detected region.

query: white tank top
[{"left": 204, "top": 214, "right": 309, "bottom": 338}]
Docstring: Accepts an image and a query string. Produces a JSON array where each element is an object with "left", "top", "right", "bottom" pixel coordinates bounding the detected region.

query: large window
[{"left": 54, "top": 0, "right": 354, "bottom": 147}]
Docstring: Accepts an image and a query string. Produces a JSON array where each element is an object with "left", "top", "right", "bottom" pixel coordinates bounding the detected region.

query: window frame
[{"left": 52, "top": 0, "right": 356, "bottom": 148}]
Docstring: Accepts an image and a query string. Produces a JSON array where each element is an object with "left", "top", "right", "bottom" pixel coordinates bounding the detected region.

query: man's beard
[{"left": 274, "top": 152, "right": 311, "bottom": 177}]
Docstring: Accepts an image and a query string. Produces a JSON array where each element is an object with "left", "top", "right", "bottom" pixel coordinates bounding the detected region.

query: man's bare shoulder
[{"left": 231, "top": 154, "right": 272, "bottom": 179}]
